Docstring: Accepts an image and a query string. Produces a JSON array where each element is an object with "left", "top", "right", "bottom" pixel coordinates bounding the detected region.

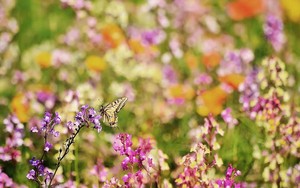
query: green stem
[
  {"left": 48, "top": 124, "right": 85, "bottom": 188},
  {"left": 75, "top": 133, "right": 79, "bottom": 185},
  {"left": 48, "top": 162, "right": 60, "bottom": 188}
]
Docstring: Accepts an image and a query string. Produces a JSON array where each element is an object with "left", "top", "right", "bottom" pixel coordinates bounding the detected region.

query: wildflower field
[{"left": 1, "top": 0, "right": 300, "bottom": 187}]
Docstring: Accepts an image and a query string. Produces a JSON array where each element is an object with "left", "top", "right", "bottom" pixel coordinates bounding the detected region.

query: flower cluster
[
  {"left": 202, "top": 114, "right": 224, "bottom": 150},
  {"left": 0, "top": 0, "right": 19, "bottom": 56},
  {"left": 238, "top": 67, "right": 260, "bottom": 112},
  {"left": 280, "top": 108, "right": 300, "bottom": 158},
  {"left": 217, "top": 48, "right": 254, "bottom": 77},
  {"left": 27, "top": 112, "right": 61, "bottom": 186},
  {"left": 103, "top": 177, "right": 121, "bottom": 188},
  {"left": 0, "top": 167, "right": 21, "bottom": 188},
  {"left": 27, "top": 106, "right": 102, "bottom": 187},
  {"left": 247, "top": 57, "right": 300, "bottom": 187},
  {"left": 258, "top": 57, "right": 288, "bottom": 90},
  {"left": 26, "top": 156, "right": 53, "bottom": 185},
  {"left": 58, "top": 105, "right": 101, "bottom": 164},
  {"left": 0, "top": 114, "right": 24, "bottom": 162},
  {"left": 175, "top": 143, "right": 212, "bottom": 187},
  {"left": 176, "top": 115, "right": 227, "bottom": 187},
  {"left": 69, "top": 105, "right": 101, "bottom": 133},
  {"left": 2, "top": 0, "right": 300, "bottom": 187},
  {"left": 284, "top": 163, "right": 300, "bottom": 186},
  {"left": 263, "top": 14, "right": 286, "bottom": 52},
  {"left": 215, "top": 164, "right": 242, "bottom": 187},
  {"left": 251, "top": 57, "right": 289, "bottom": 125},
  {"left": 113, "top": 133, "right": 155, "bottom": 187},
  {"left": 31, "top": 111, "right": 61, "bottom": 138},
  {"left": 260, "top": 106, "right": 300, "bottom": 187}
]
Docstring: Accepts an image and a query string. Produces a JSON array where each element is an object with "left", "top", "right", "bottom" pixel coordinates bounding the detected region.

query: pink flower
[{"left": 221, "top": 108, "right": 238, "bottom": 129}]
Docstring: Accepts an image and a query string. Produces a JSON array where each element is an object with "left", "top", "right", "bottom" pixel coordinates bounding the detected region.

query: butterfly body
[{"left": 99, "top": 97, "right": 128, "bottom": 128}]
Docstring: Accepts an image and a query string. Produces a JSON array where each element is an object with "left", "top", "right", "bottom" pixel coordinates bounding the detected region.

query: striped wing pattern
[{"left": 99, "top": 97, "right": 128, "bottom": 128}]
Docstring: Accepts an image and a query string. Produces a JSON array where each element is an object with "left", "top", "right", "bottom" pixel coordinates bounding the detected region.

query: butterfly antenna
[{"left": 98, "top": 98, "right": 103, "bottom": 104}]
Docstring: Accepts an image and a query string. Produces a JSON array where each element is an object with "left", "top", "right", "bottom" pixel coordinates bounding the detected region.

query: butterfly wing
[
  {"left": 100, "top": 97, "right": 128, "bottom": 128},
  {"left": 100, "top": 107, "right": 111, "bottom": 123},
  {"left": 109, "top": 114, "right": 119, "bottom": 128},
  {"left": 115, "top": 97, "right": 128, "bottom": 113}
]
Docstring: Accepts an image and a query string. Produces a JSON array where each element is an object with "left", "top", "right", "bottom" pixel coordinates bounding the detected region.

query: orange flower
[
  {"left": 197, "top": 105, "right": 223, "bottom": 117},
  {"left": 35, "top": 52, "right": 51, "bottom": 68},
  {"left": 128, "top": 38, "right": 145, "bottom": 54},
  {"left": 184, "top": 52, "right": 198, "bottom": 69},
  {"left": 11, "top": 93, "right": 30, "bottom": 122},
  {"left": 85, "top": 55, "right": 107, "bottom": 71},
  {"left": 101, "top": 24, "right": 126, "bottom": 48},
  {"left": 197, "top": 86, "right": 228, "bottom": 116},
  {"left": 202, "top": 52, "right": 221, "bottom": 68},
  {"left": 219, "top": 74, "right": 245, "bottom": 89},
  {"left": 227, "top": 0, "right": 264, "bottom": 21}
]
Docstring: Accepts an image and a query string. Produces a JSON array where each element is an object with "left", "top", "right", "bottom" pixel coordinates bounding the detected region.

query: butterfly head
[
  {"left": 99, "top": 105, "right": 103, "bottom": 112},
  {"left": 97, "top": 98, "right": 104, "bottom": 112}
]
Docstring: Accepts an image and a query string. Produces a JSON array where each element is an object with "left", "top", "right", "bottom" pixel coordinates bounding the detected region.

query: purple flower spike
[
  {"left": 31, "top": 111, "right": 61, "bottom": 138},
  {"left": 263, "top": 14, "right": 286, "bottom": 52},
  {"left": 68, "top": 106, "right": 102, "bottom": 133}
]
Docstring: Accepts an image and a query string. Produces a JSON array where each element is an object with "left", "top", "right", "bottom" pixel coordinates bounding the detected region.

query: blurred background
[{"left": 1, "top": 0, "right": 300, "bottom": 187}]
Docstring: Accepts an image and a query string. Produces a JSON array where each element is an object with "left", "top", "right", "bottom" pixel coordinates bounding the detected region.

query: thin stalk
[
  {"left": 48, "top": 124, "right": 85, "bottom": 188},
  {"left": 141, "top": 164, "right": 152, "bottom": 188},
  {"left": 75, "top": 133, "right": 79, "bottom": 185}
]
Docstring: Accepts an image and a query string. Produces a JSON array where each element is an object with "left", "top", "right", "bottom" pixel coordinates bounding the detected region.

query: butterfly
[{"left": 99, "top": 97, "right": 128, "bottom": 129}]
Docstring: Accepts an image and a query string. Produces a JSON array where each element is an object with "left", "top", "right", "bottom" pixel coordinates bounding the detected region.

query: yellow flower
[
  {"left": 35, "top": 52, "right": 51, "bottom": 68},
  {"left": 148, "top": 44, "right": 159, "bottom": 57},
  {"left": 167, "top": 84, "right": 195, "bottom": 99},
  {"left": 168, "top": 84, "right": 184, "bottom": 98},
  {"left": 85, "top": 55, "right": 107, "bottom": 71},
  {"left": 128, "top": 38, "right": 145, "bottom": 54},
  {"left": 281, "top": 0, "right": 300, "bottom": 22},
  {"left": 11, "top": 93, "right": 30, "bottom": 122}
]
